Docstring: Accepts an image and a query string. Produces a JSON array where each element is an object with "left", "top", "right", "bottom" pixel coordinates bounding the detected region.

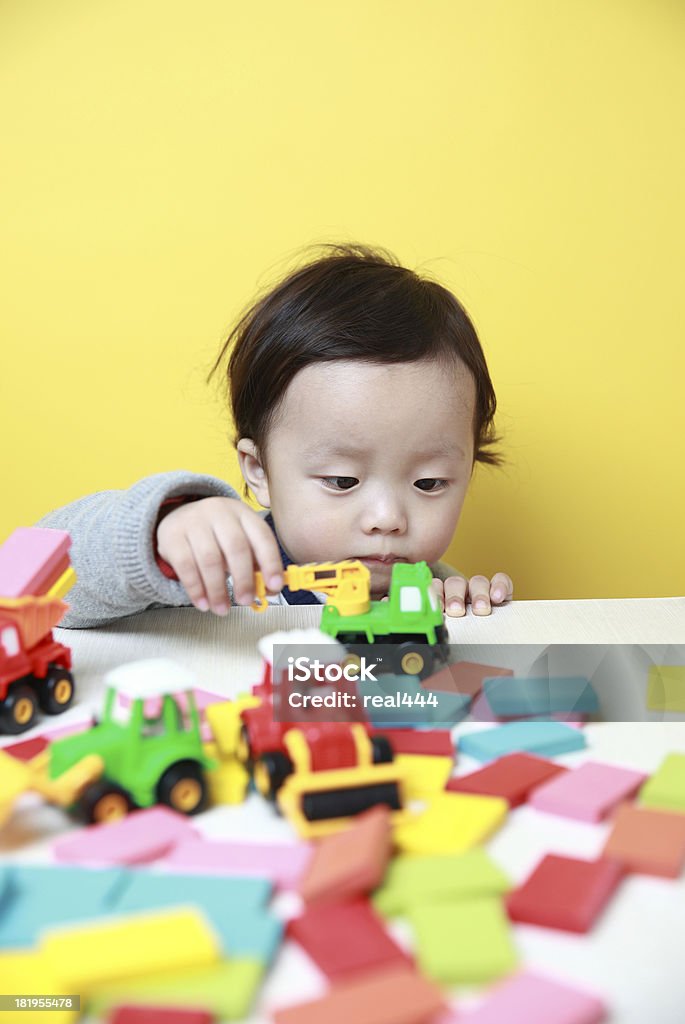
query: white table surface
[{"left": 2, "top": 597, "right": 685, "bottom": 1023}]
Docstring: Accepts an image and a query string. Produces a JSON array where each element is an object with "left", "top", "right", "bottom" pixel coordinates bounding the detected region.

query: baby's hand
[
  {"left": 156, "top": 497, "right": 284, "bottom": 614},
  {"left": 434, "top": 573, "right": 513, "bottom": 617}
]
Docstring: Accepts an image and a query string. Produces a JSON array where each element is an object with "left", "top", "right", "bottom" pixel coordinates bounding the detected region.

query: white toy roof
[
  {"left": 104, "top": 658, "right": 198, "bottom": 699},
  {"left": 257, "top": 629, "right": 347, "bottom": 666}
]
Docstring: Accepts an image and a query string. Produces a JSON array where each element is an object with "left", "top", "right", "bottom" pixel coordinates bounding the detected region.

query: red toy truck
[{"left": 0, "top": 528, "right": 76, "bottom": 734}]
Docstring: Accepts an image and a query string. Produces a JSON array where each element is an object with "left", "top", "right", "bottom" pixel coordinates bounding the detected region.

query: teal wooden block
[
  {"left": 459, "top": 722, "right": 586, "bottom": 762},
  {"left": 359, "top": 675, "right": 470, "bottom": 728},
  {"left": 0, "top": 865, "right": 125, "bottom": 949},
  {"left": 483, "top": 677, "right": 598, "bottom": 717}
]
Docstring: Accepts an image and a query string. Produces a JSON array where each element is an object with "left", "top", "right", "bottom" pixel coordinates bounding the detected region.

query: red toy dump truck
[{"left": 0, "top": 527, "right": 76, "bottom": 734}]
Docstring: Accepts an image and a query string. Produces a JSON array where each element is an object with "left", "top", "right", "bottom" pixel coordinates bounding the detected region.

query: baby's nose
[{"left": 361, "top": 496, "right": 408, "bottom": 534}]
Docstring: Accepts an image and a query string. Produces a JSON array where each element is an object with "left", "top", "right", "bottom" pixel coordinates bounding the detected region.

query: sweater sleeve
[{"left": 36, "top": 471, "right": 242, "bottom": 628}]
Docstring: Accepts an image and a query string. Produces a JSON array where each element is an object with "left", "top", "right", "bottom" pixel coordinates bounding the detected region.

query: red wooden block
[
  {"left": 602, "top": 803, "right": 685, "bottom": 878},
  {"left": 109, "top": 1006, "right": 214, "bottom": 1024},
  {"left": 272, "top": 964, "right": 446, "bottom": 1024},
  {"left": 369, "top": 728, "right": 454, "bottom": 758},
  {"left": 506, "top": 854, "right": 624, "bottom": 933},
  {"left": 287, "top": 899, "right": 411, "bottom": 980},
  {"left": 446, "top": 753, "right": 567, "bottom": 807},
  {"left": 424, "top": 661, "right": 513, "bottom": 698},
  {"left": 300, "top": 805, "right": 392, "bottom": 906}
]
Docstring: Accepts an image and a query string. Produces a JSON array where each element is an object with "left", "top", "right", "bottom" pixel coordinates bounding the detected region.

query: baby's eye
[
  {"left": 321, "top": 476, "right": 359, "bottom": 491},
  {"left": 414, "top": 478, "right": 448, "bottom": 492}
]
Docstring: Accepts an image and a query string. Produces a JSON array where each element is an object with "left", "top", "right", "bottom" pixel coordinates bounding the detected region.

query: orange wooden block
[
  {"left": 272, "top": 964, "right": 446, "bottom": 1024},
  {"left": 299, "top": 805, "right": 392, "bottom": 906},
  {"left": 426, "top": 661, "right": 513, "bottom": 698},
  {"left": 602, "top": 803, "right": 685, "bottom": 878}
]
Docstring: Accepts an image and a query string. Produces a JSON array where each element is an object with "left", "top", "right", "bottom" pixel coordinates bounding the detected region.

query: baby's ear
[{"left": 236, "top": 439, "right": 271, "bottom": 508}]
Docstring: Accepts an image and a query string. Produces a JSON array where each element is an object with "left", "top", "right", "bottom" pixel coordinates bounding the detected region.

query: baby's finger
[
  {"left": 432, "top": 577, "right": 445, "bottom": 612},
  {"left": 171, "top": 537, "right": 214, "bottom": 612},
  {"left": 212, "top": 521, "right": 256, "bottom": 607},
  {"left": 444, "top": 576, "right": 468, "bottom": 616},
  {"left": 187, "top": 530, "right": 231, "bottom": 614},
  {"left": 240, "top": 512, "right": 284, "bottom": 593},
  {"left": 468, "top": 574, "right": 492, "bottom": 615},
  {"left": 490, "top": 573, "right": 514, "bottom": 604}
]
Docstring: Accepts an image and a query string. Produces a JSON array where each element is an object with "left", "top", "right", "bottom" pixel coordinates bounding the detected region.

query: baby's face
[{"left": 254, "top": 358, "right": 475, "bottom": 599}]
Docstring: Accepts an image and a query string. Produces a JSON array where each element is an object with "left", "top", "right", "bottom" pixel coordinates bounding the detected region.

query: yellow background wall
[{"left": 2, "top": 0, "right": 683, "bottom": 599}]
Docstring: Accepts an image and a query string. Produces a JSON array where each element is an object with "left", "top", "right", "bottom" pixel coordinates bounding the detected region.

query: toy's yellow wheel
[
  {"left": 156, "top": 761, "right": 208, "bottom": 816},
  {"left": 14, "top": 697, "right": 35, "bottom": 726},
  {"left": 169, "top": 777, "right": 203, "bottom": 813},
  {"left": 400, "top": 651, "right": 425, "bottom": 676},
  {"left": 93, "top": 792, "right": 130, "bottom": 823},
  {"left": 53, "top": 679, "right": 73, "bottom": 706},
  {"left": 342, "top": 652, "right": 362, "bottom": 672}
]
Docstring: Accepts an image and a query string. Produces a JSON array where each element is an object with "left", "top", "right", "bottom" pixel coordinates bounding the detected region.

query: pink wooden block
[
  {"left": 0, "top": 527, "right": 71, "bottom": 597},
  {"left": 530, "top": 761, "right": 647, "bottom": 822},
  {"left": 53, "top": 807, "right": 198, "bottom": 865},
  {"left": 162, "top": 837, "right": 312, "bottom": 889},
  {"left": 458, "top": 970, "right": 606, "bottom": 1024}
]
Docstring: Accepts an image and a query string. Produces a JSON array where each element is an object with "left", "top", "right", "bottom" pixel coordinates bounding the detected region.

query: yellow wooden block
[
  {"left": 393, "top": 791, "right": 508, "bottom": 855},
  {"left": 395, "top": 754, "right": 453, "bottom": 798},
  {"left": 647, "top": 666, "right": 685, "bottom": 713},
  {"left": 0, "top": 950, "right": 79, "bottom": 1024},
  {"left": 40, "top": 906, "right": 221, "bottom": 992}
]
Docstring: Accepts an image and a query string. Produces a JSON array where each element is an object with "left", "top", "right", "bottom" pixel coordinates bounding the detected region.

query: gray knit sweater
[{"left": 38, "top": 471, "right": 460, "bottom": 628}]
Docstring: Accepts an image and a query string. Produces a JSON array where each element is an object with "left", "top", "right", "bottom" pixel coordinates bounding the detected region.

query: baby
[{"left": 39, "top": 245, "right": 513, "bottom": 627}]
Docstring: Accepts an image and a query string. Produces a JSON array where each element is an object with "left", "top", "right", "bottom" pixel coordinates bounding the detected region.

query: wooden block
[
  {"left": 459, "top": 722, "right": 586, "bottom": 762},
  {"left": 446, "top": 753, "right": 566, "bottom": 807},
  {"left": 300, "top": 805, "right": 391, "bottom": 906},
  {"left": 396, "top": 754, "right": 453, "bottom": 798},
  {"left": 602, "top": 803, "right": 685, "bottom": 877},
  {"left": 639, "top": 753, "right": 685, "bottom": 814},
  {"left": 109, "top": 1007, "right": 214, "bottom": 1024},
  {"left": 646, "top": 665, "right": 685, "bottom": 712},
  {"left": 506, "top": 854, "right": 624, "bottom": 933},
  {"left": 409, "top": 895, "right": 518, "bottom": 984},
  {"left": 271, "top": 964, "right": 446, "bottom": 1024},
  {"left": 454, "top": 969, "right": 606, "bottom": 1023},
  {"left": 40, "top": 907, "right": 221, "bottom": 991},
  {"left": 88, "top": 960, "right": 264, "bottom": 1021},
  {"left": 164, "top": 837, "right": 311, "bottom": 890},
  {"left": 369, "top": 728, "right": 454, "bottom": 758},
  {"left": 393, "top": 792, "right": 508, "bottom": 855},
  {"left": 529, "top": 761, "right": 646, "bottom": 822},
  {"left": 288, "top": 899, "right": 410, "bottom": 980},
  {"left": 374, "top": 849, "right": 511, "bottom": 917},
  {"left": 429, "top": 661, "right": 513, "bottom": 698},
  {"left": 53, "top": 807, "right": 197, "bottom": 866}
]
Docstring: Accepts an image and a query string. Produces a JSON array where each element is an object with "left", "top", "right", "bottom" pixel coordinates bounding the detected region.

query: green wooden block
[
  {"left": 408, "top": 895, "right": 518, "bottom": 984},
  {"left": 647, "top": 666, "right": 685, "bottom": 712},
  {"left": 374, "top": 849, "right": 511, "bottom": 918},
  {"left": 639, "top": 753, "right": 685, "bottom": 813},
  {"left": 87, "top": 958, "right": 264, "bottom": 1019}
]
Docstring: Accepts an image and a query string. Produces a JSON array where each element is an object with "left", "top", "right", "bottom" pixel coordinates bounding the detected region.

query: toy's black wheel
[
  {"left": 80, "top": 779, "right": 135, "bottom": 824},
  {"left": 253, "top": 751, "right": 293, "bottom": 801},
  {"left": 39, "top": 666, "right": 75, "bottom": 715},
  {"left": 394, "top": 643, "right": 434, "bottom": 680},
  {"left": 156, "top": 760, "right": 208, "bottom": 815},
  {"left": 371, "top": 735, "right": 394, "bottom": 764},
  {"left": 0, "top": 683, "right": 38, "bottom": 734}
]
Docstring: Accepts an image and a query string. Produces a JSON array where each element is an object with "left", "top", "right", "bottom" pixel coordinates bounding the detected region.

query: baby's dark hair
[{"left": 210, "top": 244, "right": 501, "bottom": 471}]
